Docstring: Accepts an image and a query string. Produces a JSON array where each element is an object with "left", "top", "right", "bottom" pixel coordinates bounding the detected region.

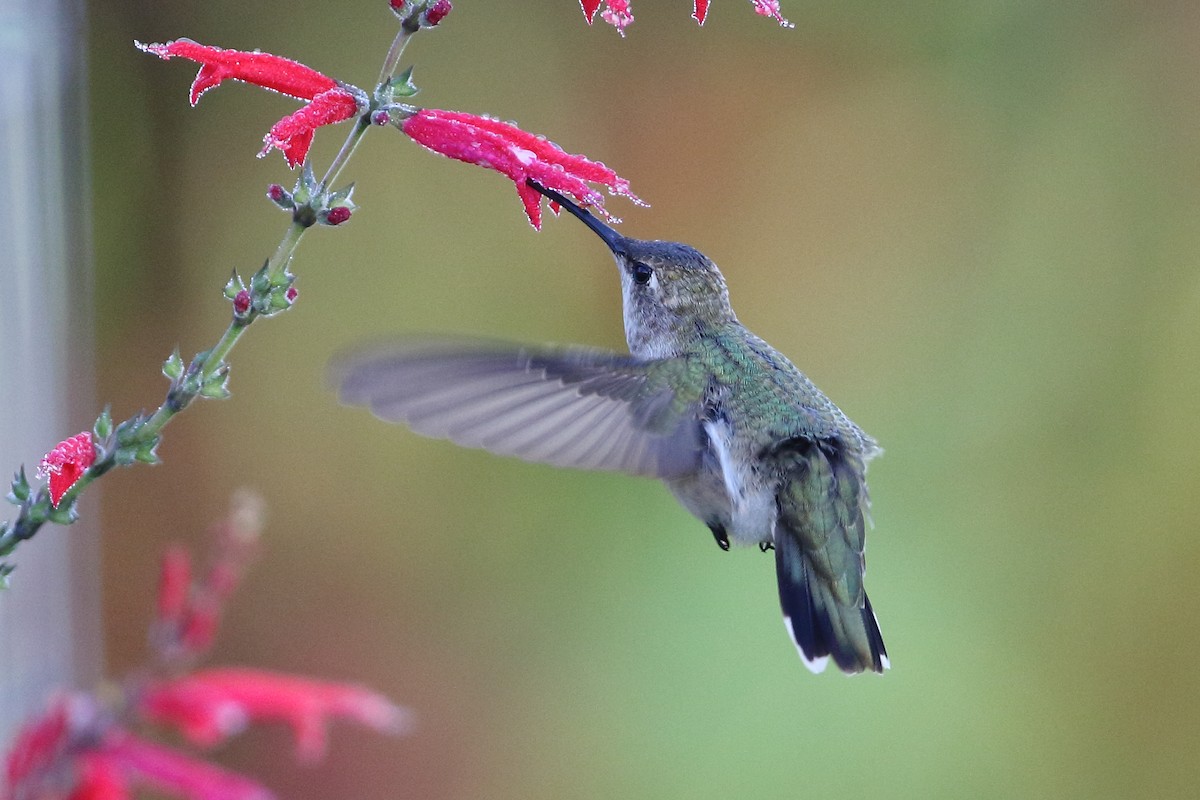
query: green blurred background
[{"left": 87, "top": 1, "right": 1200, "bottom": 798}]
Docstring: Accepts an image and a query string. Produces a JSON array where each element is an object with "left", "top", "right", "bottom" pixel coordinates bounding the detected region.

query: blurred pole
[{"left": 0, "top": 0, "right": 101, "bottom": 742}]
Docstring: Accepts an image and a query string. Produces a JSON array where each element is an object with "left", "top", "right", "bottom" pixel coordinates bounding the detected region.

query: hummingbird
[{"left": 333, "top": 181, "right": 888, "bottom": 674}]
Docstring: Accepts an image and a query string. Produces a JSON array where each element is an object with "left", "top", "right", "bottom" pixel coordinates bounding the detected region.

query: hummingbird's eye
[{"left": 631, "top": 261, "right": 653, "bottom": 285}]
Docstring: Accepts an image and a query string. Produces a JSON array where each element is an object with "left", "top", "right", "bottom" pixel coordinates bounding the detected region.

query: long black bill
[{"left": 526, "top": 180, "right": 626, "bottom": 254}]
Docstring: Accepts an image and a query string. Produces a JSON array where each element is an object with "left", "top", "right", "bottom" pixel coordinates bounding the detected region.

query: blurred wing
[
  {"left": 331, "top": 340, "right": 703, "bottom": 479},
  {"left": 773, "top": 438, "right": 888, "bottom": 674}
]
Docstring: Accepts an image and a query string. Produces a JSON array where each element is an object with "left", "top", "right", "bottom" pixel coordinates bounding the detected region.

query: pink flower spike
[
  {"left": 693, "top": 0, "right": 710, "bottom": 24},
  {"left": 751, "top": 0, "right": 793, "bottom": 27},
  {"left": 140, "top": 669, "right": 409, "bottom": 762},
  {"left": 579, "top": 0, "right": 602, "bottom": 24},
  {"left": 135, "top": 39, "right": 339, "bottom": 106},
  {"left": 401, "top": 109, "right": 644, "bottom": 229},
  {"left": 156, "top": 545, "right": 192, "bottom": 627},
  {"left": 600, "top": 0, "right": 634, "bottom": 35},
  {"left": 38, "top": 431, "right": 96, "bottom": 508},
  {"left": 260, "top": 86, "right": 359, "bottom": 167},
  {"left": 100, "top": 731, "right": 273, "bottom": 800}
]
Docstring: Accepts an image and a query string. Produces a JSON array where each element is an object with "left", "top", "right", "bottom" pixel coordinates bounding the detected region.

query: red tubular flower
[
  {"left": 139, "top": 668, "right": 409, "bottom": 761},
  {"left": 401, "top": 108, "right": 643, "bottom": 229},
  {"left": 136, "top": 39, "right": 362, "bottom": 167},
  {"left": 37, "top": 431, "right": 96, "bottom": 508},
  {"left": 693, "top": 0, "right": 710, "bottom": 24}
]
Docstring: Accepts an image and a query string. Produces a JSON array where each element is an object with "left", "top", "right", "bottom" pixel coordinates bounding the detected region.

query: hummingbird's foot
[
  {"left": 759, "top": 541, "right": 774, "bottom": 553},
  {"left": 708, "top": 523, "right": 730, "bottom": 552}
]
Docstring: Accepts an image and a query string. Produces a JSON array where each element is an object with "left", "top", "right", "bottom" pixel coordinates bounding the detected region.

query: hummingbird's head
[{"left": 529, "top": 182, "right": 735, "bottom": 359}]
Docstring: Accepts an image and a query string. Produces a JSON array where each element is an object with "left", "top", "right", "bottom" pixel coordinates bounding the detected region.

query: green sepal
[
  {"left": 250, "top": 265, "right": 271, "bottom": 295},
  {"left": 388, "top": 66, "right": 420, "bottom": 98},
  {"left": 200, "top": 367, "right": 231, "bottom": 400},
  {"left": 293, "top": 163, "right": 320, "bottom": 205},
  {"left": 223, "top": 270, "right": 246, "bottom": 300},
  {"left": 7, "top": 467, "right": 30, "bottom": 506},
  {"left": 326, "top": 183, "right": 357, "bottom": 209},
  {"left": 0, "top": 562, "right": 14, "bottom": 590},
  {"left": 162, "top": 348, "right": 184, "bottom": 381},
  {"left": 134, "top": 441, "right": 161, "bottom": 465},
  {"left": 93, "top": 406, "right": 113, "bottom": 440},
  {"left": 46, "top": 501, "right": 79, "bottom": 526},
  {"left": 116, "top": 413, "right": 147, "bottom": 447},
  {"left": 269, "top": 266, "right": 295, "bottom": 289}
]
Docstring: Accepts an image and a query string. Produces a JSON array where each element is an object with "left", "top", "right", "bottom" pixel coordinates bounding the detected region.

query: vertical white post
[{"left": 0, "top": 0, "right": 101, "bottom": 741}]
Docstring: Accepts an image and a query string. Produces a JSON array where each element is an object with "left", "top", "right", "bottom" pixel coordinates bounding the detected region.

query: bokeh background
[{"left": 83, "top": 1, "right": 1199, "bottom": 798}]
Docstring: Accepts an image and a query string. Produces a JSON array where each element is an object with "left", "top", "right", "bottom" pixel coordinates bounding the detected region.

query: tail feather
[{"left": 775, "top": 532, "right": 888, "bottom": 674}]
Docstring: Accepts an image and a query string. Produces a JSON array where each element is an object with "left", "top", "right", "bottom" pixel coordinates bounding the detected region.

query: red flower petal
[
  {"left": 693, "top": 0, "right": 710, "bottom": 24},
  {"left": 260, "top": 87, "right": 360, "bottom": 167},
  {"left": 579, "top": 0, "right": 602, "bottom": 23},
  {"left": 401, "top": 109, "right": 643, "bottom": 229},
  {"left": 136, "top": 39, "right": 338, "bottom": 105},
  {"left": 38, "top": 431, "right": 96, "bottom": 508}
]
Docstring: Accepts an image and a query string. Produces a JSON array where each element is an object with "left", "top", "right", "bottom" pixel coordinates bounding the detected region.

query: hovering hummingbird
[{"left": 334, "top": 181, "right": 888, "bottom": 673}]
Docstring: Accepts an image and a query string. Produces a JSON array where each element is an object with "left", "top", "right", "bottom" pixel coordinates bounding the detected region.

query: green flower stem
[
  {"left": 320, "top": 114, "right": 371, "bottom": 197},
  {"left": 324, "top": 21, "right": 416, "bottom": 192},
  {"left": 378, "top": 23, "right": 416, "bottom": 88},
  {"left": 2, "top": 14, "right": 426, "bottom": 583}
]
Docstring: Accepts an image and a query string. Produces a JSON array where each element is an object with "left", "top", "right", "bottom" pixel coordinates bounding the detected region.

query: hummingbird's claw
[
  {"left": 708, "top": 523, "right": 730, "bottom": 551},
  {"left": 759, "top": 541, "right": 774, "bottom": 553}
]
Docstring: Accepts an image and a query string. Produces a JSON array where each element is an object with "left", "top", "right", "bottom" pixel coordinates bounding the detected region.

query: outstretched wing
[
  {"left": 772, "top": 437, "right": 888, "bottom": 674},
  {"left": 331, "top": 339, "right": 704, "bottom": 479}
]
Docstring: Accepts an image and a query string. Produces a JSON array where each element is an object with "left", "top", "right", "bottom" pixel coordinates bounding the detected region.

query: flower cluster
[
  {"left": 3, "top": 495, "right": 407, "bottom": 800},
  {"left": 579, "top": 0, "right": 791, "bottom": 32}
]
